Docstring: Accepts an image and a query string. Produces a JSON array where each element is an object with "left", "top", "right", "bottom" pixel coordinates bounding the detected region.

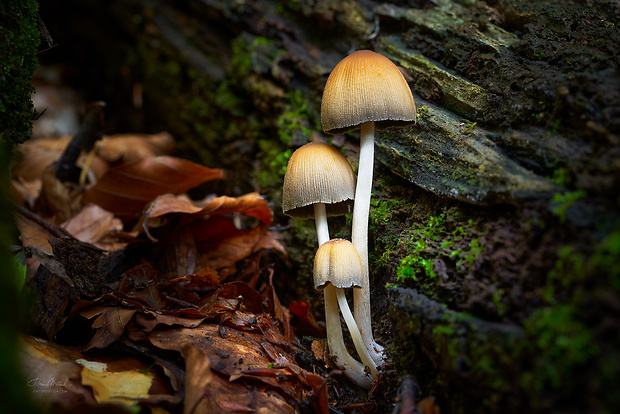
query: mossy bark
[
  {"left": 0, "top": 1, "right": 41, "bottom": 412},
  {"left": 35, "top": 0, "right": 620, "bottom": 412}
]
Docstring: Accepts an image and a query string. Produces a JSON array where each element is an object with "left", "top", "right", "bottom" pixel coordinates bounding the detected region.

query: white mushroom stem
[
  {"left": 351, "top": 121, "right": 385, "bottom": 364},
  {"left": 324, "top": 285, "right": 374, "bottom": 389},
  {"left": 314, "top": 203, "right": 375, "bottom": 388},
  {"left": 335, "top": 287, "right": 379, "bottom": 378},
  {"left": 314, "top": 203, "right": 330, "bottom": 246}
]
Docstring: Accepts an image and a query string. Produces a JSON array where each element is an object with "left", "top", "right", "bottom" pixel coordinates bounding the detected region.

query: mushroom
[
  {"left": 282, "top": 142, "right": 374, "bottom": 388},
  {"left": 314, "top": 238, "right": 379, "bottom": 381},
  {"left": 282, "top": 142, "right": 356, "bottom": 246},
  {"left": 321, "top": 50, "right": 417, "bottom": 364}
]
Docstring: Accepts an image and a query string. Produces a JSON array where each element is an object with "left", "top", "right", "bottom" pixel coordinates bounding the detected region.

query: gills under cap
[
  {"left": 313, "top": 238, "right": 364, "bottom": 290},
  {"left": 282, "top": 142, "right": 356, "bottom": 219},
  {"left": 321, "top": 50, "right": 417, "bottom": 135}
]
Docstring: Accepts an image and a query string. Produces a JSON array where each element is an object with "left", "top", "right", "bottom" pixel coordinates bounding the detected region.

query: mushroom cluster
[{"left": 282, "top": 50, "right": 416, "bottom": 388}]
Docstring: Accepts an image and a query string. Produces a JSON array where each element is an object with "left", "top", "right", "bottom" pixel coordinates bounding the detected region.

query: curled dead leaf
[{"left": 83, "top": 156, "right": 224, "bottom": 222}]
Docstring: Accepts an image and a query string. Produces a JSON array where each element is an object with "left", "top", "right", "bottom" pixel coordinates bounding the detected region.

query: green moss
[
  {"left": 393, "top": 210, "right": 485, "bottom": 298},
  {"left": 369, "top": 198, "right": 402, "bottom": 227},
  {"left": 542, "top": 245, "right": 586, "bottom": 303},
  {"left": 0, "top": 0, "right": 40, "bottom": 146},
  {"left": 523, "top": 305, "right": 598, "bottom": 393},
  {"left": 275, "top": 89, "right": 317, "bottom": 145},
  {"left": 255, "top": 140, "right": 292, "bottom": 190},
  {"left": 549, "top": 190, "right": 587, "bottom": 223}
]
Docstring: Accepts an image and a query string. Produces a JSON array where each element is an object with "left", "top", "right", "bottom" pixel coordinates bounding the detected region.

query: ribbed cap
[
  {"left": 313, "top": 238, "right": 364, "bottom": 290},
  {"left": 282, "top": 142, "right": 355, "bottom": 218},
  {"left": 321, "top": 50, "right": 416, "bottom": 135}
]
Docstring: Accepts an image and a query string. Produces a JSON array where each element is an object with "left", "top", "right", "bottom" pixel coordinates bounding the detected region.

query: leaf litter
[{"left": 12, "top": 119, "right": 332, "bottom": 413}]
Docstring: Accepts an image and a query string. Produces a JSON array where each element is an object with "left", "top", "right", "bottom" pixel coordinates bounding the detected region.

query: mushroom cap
[
  {"left": 321, "top": 50, "right": 417, "bottom": 135},
  {"left": 282, "top": 142, "right": 356, "bottom": 218},
  {"left": 313, "top": 238, "right": 364, "bottom": 290}
]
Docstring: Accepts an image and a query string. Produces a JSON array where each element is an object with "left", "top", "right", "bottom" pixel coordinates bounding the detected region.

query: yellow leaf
[{"left": 80, "top": 365, "right": 154, "bottom": 405}]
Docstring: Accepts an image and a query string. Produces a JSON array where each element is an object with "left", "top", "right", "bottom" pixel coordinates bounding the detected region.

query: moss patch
[{"left": 0, "top": 0, "right": 40, "bottom": 146}]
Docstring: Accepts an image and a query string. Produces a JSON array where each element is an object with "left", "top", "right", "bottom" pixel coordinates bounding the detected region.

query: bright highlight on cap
[
  {"left": 282, "top": 142, "right": 356, "bottom": 218},
  {"left": 321, "top": 50, "right": 417, "bottom": 135}
]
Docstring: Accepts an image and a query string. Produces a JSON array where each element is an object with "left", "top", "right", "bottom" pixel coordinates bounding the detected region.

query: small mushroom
[
  {"left": 282, "top": 142, "right": 356, "bottom": 246},
  {"left": 314, "top": 238, "right": 379, "bottom": 381},
  {"left": 282, "top": 142, "right": 374, "bottom": 388},
  {"left": 321, "top": 50, "right": 417, "bottom": 364}
]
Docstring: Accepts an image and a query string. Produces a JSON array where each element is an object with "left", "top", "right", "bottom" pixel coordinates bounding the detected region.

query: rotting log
[{"left": 32, "top": 0, "right": 620, "bottom": 412}]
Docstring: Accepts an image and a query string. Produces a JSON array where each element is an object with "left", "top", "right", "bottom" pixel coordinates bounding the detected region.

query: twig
[{"left": 12, "top": 201, "right": 73, "bottom": 239}]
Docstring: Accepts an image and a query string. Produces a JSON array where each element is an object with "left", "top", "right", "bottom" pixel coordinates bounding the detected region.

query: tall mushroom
[
  {"left": 314, "top": 238, "right": 379, "bottom": 380},
  {"left": 282, "top": 142, "right": 374, "bottom": 388},
  {"left": 321, "top": 50, "right": 417, "bottom": 364}
]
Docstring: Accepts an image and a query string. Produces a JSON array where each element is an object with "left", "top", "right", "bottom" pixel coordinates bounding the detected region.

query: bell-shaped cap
[
  {"left": 313, "top": 238, "right": 364, "bottom": 290},
  {"left": 321, "top": 50, "right": 416, "bottom": 135},
  {"left": 282, "top": 142, "right": 356, "bottom": 218}
]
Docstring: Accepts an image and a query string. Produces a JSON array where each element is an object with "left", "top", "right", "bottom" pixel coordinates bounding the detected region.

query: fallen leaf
[
  {"left": 20, "top": 335, "right": 95, "bottom": 409},
  {"left": 15, "top": 210, "right": 55, "bottom": 255},
  {"left": 289, "top": 300, "right": 326, "bottom": 338},
  {"left": 195, "top": 225, "right": 285, "bottom": 280},
  {"left": 181, "top": 345, "right": 214, "bottom": 414},
  {"left": 80, "top": 364, "right": 154, "bottom": 405},
  {"left": 10, "top": 176, "right": 42, "bottom": 208},
  {"left": 11, "top": 135, "right": 108, "bottom": 182},
  {"left": 263, "top": 269, "right": 294, "bottom": 344},
  {"left": 82, "top": 156, "right": 224, "bottom": 222},
  {"left": 144, "top": 192, "right": 273, "bottom": 228},
  {"left": 96, "top": 132, "right": 175, "bottom": 163},
  {"left": 173, "top": 226, "right": 197, "bottom": 276},
  {"left": 81, "top": 307, "right": 138, "bottom": 351},
  {"left": 21, "top": 334, "right": 179, "bottom": 410},
  {"left": 40, "top": 164, "right": 79, "bottom": 223},
  {"left": 61, "top": 203, "right": 123, "bottom": 248}
]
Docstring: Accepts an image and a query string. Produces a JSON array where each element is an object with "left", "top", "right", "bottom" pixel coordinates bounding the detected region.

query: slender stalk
[
  {"left": 351, "top": 121, "right": 385, "bottom": 364},
  {"left": 335, "top": 287, "right": 378, "bottom": 378},
  {"left": 315, "top": 202, "right": 373, "bottom": 388},
  {"left": 314, "top": 203, "right": 329, "bottom": 246},
  {"left": 324, "top": 285, "right": 373, "bottom": 389}
]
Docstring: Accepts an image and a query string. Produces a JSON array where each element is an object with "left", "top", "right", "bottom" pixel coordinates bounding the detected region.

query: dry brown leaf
[
  {"left": 21, "top": 334, "right": 178, "bottom": 410},
  {"left": 11, "top": 135, "right": 109, "bottom": 183},
  {"left": 10, "top": 176, "right": 42, "bottom": 208},
  {"left": 195, "top": 225, "right": 285, "bottom": 281},
  {"left": 173, "top": 226, "right": 197, "bottom": 276},
  {"left": 80, "top": 364, "right": 154, "bottom": 405},
  {"left": 61, "top": 203, "right": 123, "bottom": 248},
  {"left": 137, "top": 324, "right": 303, "bottom": 399},
  {"left": 15, "top": 209, "right": 71, "bottom": 283},
  {"left": 15, "top": 211, "right": 55, "bottom": 255},
  {"left": 60, "top": 276, "right": 329, "bottom": 412},
  {"left": 134, "top": 312, "right": 205, "bottom": 333},
  {"left": 97, "top": 132, "right": 175, "bottom": 163},
  {"left": 20, "top": 334, "right": 95, "bottom": 409},
  {"left": 40, "top": 164, "right": 81, "bottom": 223},
  {"left": 83, "top": 156, "right": 224, "bottom": 222},
  {"left": 81, "top": 307, "right": 138, "bottom": 351},
  {"left": 179, "top": 343, "right": 293, "bottom": 414},
  {"left": 145, "top": 192, "right": 273, "bottom": 227},
  {"left": 12, "top": 131, "right": 174, "bottom": 183},
  {"left": 181, "top": 345, "right": 214, "bottom": 414}
]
